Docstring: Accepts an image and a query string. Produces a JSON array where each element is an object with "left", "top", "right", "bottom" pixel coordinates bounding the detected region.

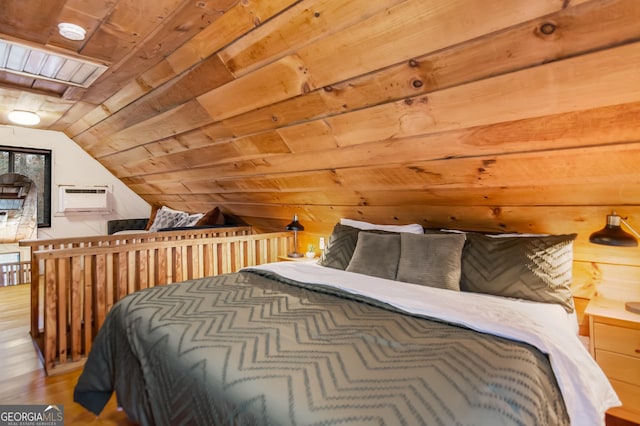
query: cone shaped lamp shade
[
  {"left": 285, "top": 214, "right": 304, "bottom": 258},
  {"left": 589, "top": 212, "right": 640, "bottom": 314},
  {"left": 589, "top": 213, "right": 638, "bottom": 247}
]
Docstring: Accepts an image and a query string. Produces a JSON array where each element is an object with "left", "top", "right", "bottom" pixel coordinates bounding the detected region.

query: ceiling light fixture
[
  {"left": 58, "top": 23, "right": 87, "bottom": 41},
  {"left": 8, "top": 110, "right": 41, "bottom": 126}
]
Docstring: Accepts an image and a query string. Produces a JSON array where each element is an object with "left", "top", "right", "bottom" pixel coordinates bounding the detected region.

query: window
[
  {"left": 0, "top": 146, "right": 52, "bottom": 227},
  {"left": 0, "top": 252, "right": 19, "bottom": 263}
]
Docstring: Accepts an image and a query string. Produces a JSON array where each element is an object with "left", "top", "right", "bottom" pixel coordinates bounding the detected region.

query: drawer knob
[{"left": 636, "top": 349, "right": 640, "bottom": 354}]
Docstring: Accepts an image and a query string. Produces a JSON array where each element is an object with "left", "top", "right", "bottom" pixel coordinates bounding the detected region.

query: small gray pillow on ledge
[
  {"left": 346, "top": 232, "right": 401, "bottom": 280},
  {"left": 396, "top": 233, "right": 466, "bottom": 291}
]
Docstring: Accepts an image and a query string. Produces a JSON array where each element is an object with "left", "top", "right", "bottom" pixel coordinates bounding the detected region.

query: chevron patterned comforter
[{"left": 74, "top": 267, "right": 571, "bottom": 425}]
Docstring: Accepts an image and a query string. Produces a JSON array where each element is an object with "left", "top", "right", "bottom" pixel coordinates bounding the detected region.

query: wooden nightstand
[
  {"left": 586, "top": 297, "right": 640, "bottom": 424},
  {"left": 278, "top": 255, "right": 318, "bottom": 262}
]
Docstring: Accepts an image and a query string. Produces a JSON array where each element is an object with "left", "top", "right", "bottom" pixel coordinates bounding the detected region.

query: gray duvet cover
[{"left": 74, "top": 269, "right": 569, "bottom": 425}]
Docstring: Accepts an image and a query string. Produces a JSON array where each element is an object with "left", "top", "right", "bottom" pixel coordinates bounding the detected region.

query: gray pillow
[
  {"left": 460, "top": 232, "right": 577, "bottom": 313},
  {"left": 346, "top": 232, "right": 400, "bottom": 280},
  {"left": 396, "top": 233, "right": 466, "bottom": 291}
]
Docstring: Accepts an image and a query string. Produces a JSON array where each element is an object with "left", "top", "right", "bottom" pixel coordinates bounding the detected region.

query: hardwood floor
[
  {"left": 0, "top": 284, "right": 135, "bottom": 425},
  {"left": 1, "top": 283, "right": 638, "bottom": 426}
]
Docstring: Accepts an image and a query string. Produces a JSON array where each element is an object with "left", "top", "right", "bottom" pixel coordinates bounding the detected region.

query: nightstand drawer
[
  {"left": 609, "top": 378, "right": 640, "bottom": 417},
  {"left": 595, "top": 350, "right": 640, "bottom": 385},
  {"left": 593, "top": 323, "right": 640, "bottom": 358}
]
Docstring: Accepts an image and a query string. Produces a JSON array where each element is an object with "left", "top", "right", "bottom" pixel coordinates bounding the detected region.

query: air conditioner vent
[
  {"left": 59, "top": 185, "right": 109, "bottom": 212},
  {"left": 64, "top": 188, "right": 106, "bottom": 194}
]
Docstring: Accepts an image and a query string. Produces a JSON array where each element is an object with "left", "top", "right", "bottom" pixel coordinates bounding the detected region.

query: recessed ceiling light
[
  {"left": 8, "top": 110, "right": 41, "bottom": 126},
  {"left": 58, "top": 23, "right": 86, "bottom": 41}
]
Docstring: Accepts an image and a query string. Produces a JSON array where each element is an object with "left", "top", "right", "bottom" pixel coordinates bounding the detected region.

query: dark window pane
[
  {"left": 14, "top": 153, "right": 47, "bottom": 224},
  {"left": 0, "top": 147, "right": 51, "bottom": 227}
]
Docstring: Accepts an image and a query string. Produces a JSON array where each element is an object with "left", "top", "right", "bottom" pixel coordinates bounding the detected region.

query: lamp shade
[
  {"left": 285, "top": 214, "right": 304, "bottom": 231},
  {"left": 589, "top": 212, "right": 638, "bottom": 247},
  {"left": 589, "top": 212, "right": 640, "bottom": 314}
]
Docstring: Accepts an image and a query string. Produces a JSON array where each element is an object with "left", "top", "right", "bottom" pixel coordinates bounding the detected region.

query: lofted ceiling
[{"left": 0, "top": 0, "right": 640, "bottom": 253}]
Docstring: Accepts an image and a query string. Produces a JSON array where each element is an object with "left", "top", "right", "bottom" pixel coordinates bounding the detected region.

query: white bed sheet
[{"left": 245, "top": 261, "right": 620, "bottom": 426}]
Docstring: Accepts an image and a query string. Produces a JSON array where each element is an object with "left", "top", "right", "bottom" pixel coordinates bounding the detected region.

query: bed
[{"left": 73, "top": 222, "right": 620, "bottom": 425}]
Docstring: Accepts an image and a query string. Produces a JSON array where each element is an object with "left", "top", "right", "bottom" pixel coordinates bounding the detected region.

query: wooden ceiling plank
[
  {"left": 165, "top": 0, "right": 297, "bottom": 76},
  {"left": 64, "top": 0, "right": 291, "bottom": 137},
  {"left": 79, "top": 0, "right": 240, "bottom": 105},
  {"left": 327, "top": 41, "right": 640, "bottom": 147},
  {"left": 114, "top": 141, "right": 245, "bottom": 177},
  {"left": 197, "top": 54, "right": 312, "bottom": 121},
  {"left": 107, "top": 98, "right": 640, "bottom": 179},
  {"left": 95, "top": 101, "right": 212, "bottom": 154},
  {"left": 218, "top": 0, "right": 406, "bottom": 78},
  {"left": 75, "top": 54, "right": 234, "bottom": 147},
  {"left": 197, "top": 0, "right": 564, "bottom": 130},
  {"left": 108, "top": 84, "right": 640, "bottom": 183},
  {"left": 0, "top": 80, "right": 63, "bottom": 99},
  {"left": 0, "top": 0, "right": 67, "bottom": 44},
  {"left": 296, "top": 0, "right": 565, "bottom": 90},
  {"left": 276, "top": 121, "right": 339, "bottom": 153},
  {"left": 73, "top": 0, "right": 637, "bottom": 159},
  {"left": 49, "top": 100, "right": 97, "bottom": 132},
  {"left": 132, "top": 143, "right": 640, "bottom": 197},
  {"left": 49, "top": 1, "right": 118, "bottom": 52},
  {"left": 220, "top": 0, "right": 640, "bottom": 137},
  {"left": 122, "top": 3, "right": 638, "bottom": 155},
  {"left": 98, "top": 127, "right": 229, "bottom": 172},
  {"left": 78, "top": 0, "right": 186, "bottom": 63},
  {"left": 166, "top": 185, "right": 640, "bottom": 208},
  {"left": 64, "top": 61, "right": 176, "bottom": 137}
]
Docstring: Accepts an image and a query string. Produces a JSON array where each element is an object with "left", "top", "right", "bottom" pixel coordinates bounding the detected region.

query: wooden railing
[
  {"left": 0, "top": 261, "right": 31, "bottom": 286},
  {"left": 29, "top": 230, "right": 291, "bottom": 375},
  {"left": 20, "top": 226, "right": 253, "bottom": 341}
]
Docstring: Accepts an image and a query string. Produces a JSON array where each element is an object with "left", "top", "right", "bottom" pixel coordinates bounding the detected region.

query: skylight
[{"left": 0, "top": 39, "right": 108, "bottom": 88}]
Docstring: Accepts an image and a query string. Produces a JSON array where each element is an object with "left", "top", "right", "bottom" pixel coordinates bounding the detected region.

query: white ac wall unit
[{"left": 59, "top": 186, "right": 109, "bottom": 212}]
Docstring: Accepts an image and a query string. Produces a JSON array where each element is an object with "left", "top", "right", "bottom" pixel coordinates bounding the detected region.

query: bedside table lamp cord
[{"left": 589, "top": 211, "right": 640, "bottom": 314}]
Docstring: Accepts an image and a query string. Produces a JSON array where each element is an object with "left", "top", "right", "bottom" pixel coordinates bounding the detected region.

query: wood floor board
[{"left": 0, "top": 284, "right": 135, "bottom": 425}]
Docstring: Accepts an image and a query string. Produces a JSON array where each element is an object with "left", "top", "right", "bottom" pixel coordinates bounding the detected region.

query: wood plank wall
[{"left": 59, "top": 0, "right": 640, "bottom": 303}]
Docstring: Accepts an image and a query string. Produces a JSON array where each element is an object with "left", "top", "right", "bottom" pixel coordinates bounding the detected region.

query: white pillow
[
  {"left": 340, "top": 218, "right": 424, "bottom": 234},
  {"left": 148, "top": 206, "right": 189, "bottom": 232},
  {"left": 439, "top": 229, "right": 550, "bottom": 238}
]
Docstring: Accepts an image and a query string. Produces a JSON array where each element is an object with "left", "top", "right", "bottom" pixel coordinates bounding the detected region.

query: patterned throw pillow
[
  {"left": 318, "top": 224, "right": 362, "bottom": 270},
  {"left": 148, "top": 206, "right": 188, "bottom": 232},
  {"left": 459, "top": 232, "right": 577, "bottom": 313},
  {"left": 174, "top": 213, "right": 205, "bottom": 227}
]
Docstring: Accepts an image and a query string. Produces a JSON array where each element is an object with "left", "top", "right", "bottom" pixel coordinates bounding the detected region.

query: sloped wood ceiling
[{"left": 1, "top": 0, "right": 640, "bottom": 294}]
